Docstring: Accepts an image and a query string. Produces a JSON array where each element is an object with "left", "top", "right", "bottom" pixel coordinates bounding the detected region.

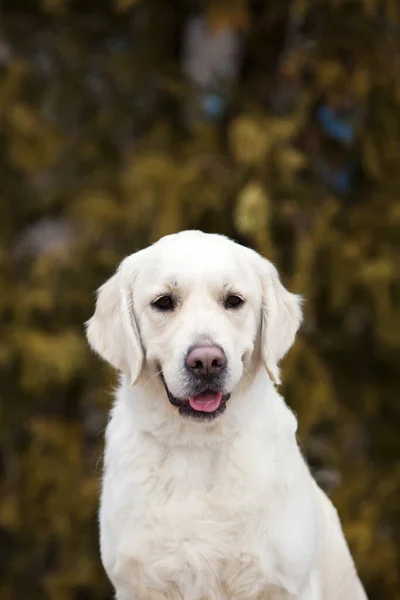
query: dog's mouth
[{"left": 160, "top": 374, "right": 230, "bottom": 421}]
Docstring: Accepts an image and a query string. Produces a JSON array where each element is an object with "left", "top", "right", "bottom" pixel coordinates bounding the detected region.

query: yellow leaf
[
  {"left": 235, "top": 181, "right": 270, "bottom": 235},
  {"left": 229, "top": 116, "right": 271, "bottom": 166}
]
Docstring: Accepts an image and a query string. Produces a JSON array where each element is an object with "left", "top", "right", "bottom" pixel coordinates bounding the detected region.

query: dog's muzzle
[{"left": 160, "top": 372, "right": 231, "bottom": 421}]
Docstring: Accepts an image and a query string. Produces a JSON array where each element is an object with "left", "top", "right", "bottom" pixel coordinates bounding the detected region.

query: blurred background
[{"left": 0, "top": 0, "right": 399, "bottom": 598}]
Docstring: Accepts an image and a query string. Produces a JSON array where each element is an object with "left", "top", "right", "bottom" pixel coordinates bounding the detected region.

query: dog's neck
[{"left": 114, "top": 368, "right": 297, "bottom": 450}]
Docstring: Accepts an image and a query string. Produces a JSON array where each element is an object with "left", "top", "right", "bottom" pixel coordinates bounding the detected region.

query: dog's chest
[{"left": 104, "top": 438, "right": 314, "bottom": 600}]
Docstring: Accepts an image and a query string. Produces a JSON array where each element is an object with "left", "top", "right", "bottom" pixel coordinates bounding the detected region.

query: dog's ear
[
  {"left": 259, "top": 260, "right": 302, "bottom": 385},
  {"left": 86, "top": 258, "right": 143, "bottom": 386}
]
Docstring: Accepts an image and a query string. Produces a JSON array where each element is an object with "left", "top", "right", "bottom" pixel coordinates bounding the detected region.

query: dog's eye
[
  {"left": 152, "top": 295, "right": 174, "bottom": 311},
  {"left": 225, "top": 295, "right": 244, "bottom": 309}
]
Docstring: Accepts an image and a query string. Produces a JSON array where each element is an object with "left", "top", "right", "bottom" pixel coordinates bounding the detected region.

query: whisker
[
  {"left": 142, "top": 369, "right": 163, "bottom": 390},
  {"left": 242, "top": 365, "right": 254, "bottom": 381}
]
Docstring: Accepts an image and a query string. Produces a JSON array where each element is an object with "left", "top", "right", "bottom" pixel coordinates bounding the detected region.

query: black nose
[{"left": 186, "top": 345, "right": 226, "bottom": 378}]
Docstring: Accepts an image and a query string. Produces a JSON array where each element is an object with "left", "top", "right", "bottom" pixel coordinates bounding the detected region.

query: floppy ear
[
  {"left": 260, "top": 261, "right": 302, "bottom": 386},
  {"left": 85, "top": 261, "right": 143, "bottom": 386}
]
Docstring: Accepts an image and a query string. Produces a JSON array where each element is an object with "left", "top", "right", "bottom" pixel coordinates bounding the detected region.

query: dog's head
[{"left": 86, "top": 231, "right": 302, "bottom": 421}]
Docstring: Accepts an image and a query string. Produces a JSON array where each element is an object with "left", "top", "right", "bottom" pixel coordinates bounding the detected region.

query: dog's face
[
  {"left": 86, "top": 231, "right": 302, "bottom": 421},
  {"left": 128, "top": 233, "right": 262, "bottom": 420}
]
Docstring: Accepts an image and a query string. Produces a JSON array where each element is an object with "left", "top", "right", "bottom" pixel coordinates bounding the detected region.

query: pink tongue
[{"left": 189, "top": 392, "right": 223, "bottom": 413}]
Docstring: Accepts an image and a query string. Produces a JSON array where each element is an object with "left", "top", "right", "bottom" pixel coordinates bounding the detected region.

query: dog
[{"left": 86, "top": 230, "right": 367, "bottom": 600}]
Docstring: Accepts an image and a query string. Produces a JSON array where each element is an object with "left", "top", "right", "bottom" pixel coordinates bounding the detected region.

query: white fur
[{"left": 86, "top": 231, "right": 367, "bottom": 600}]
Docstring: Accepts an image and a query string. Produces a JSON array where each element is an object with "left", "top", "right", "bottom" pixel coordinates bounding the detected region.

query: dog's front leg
[
  {"left": 257, "top": 572, "right": 321, "bottom": 600},
  {"left": 292, "top": 571, "right": 322, "bottom": 600},
  {"left": 116, "top": 589, "right": 182, "bottom": 600}
]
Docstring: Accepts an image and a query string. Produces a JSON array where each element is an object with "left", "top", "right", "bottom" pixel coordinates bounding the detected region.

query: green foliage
[{"left": 0, "top": 1, "right": 399, "bottom": 599}]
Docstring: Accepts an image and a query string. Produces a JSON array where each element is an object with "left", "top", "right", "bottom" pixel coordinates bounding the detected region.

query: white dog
[{"left": 86, "top": 230, "right": 367, "bottom": 600}]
